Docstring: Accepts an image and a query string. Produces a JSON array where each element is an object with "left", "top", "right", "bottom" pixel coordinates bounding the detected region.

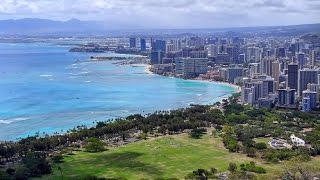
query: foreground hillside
[{"left": 38, "top": 133, "right": 320, "bottom": 179}]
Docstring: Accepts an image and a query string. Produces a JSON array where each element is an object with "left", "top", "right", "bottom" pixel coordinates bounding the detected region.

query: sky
[{"left": 0, "top": 0, "right": 319, "bottom": 28}]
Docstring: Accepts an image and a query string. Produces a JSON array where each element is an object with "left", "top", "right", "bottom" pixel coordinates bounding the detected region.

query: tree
[
  {"left": 239, "top": 162, "right": 266, "bottom": 174},
  {"left": 6, "top": 168, "right": 15, "bottom": 176},
  {"left": 228, "top": 163, "right": 237, "bottom": 173},
  {"left": 255, "top": 142, "right": 267, "bottom": 150},
  {"left": 185, "top": 168, "right": 213, "bottom": 180},
  {"left": 245, "top": 147, "right": 257, "bottom": 157},
  {"left": 84, "top": 138, "right": 106, "bottom": 153},
  {"left": 138, "top": 133, "right": 148, "bottom": 140},
  {"left": 226, "top": 113, "right": 248, "bottom": 124},
  {"left": 52, "top": 154, "right": 64, "bottom": 163},
  {"left": 14, "top": 166, "right": 30, "bottom": 180},
  {"left": 79, "top": 175, "right": 108, "bottom": 180},
  {"left": 222, "top": 125, "right": 235, "bottom": 135},
  {"left": 210, "top": 167, "right": 218, "bottom": 174},
  {"left": 189, "top": 129, "right": 206, "bottom": 139},
  {"left": 22, "top": 152, "right": 51, "bottom": 177},
  {"left": 0, "top": 169, "right": 13, "bottom": 180}
]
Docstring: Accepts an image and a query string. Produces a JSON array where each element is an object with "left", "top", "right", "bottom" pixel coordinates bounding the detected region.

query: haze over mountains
[
  {"left": 0, "top": 18, "right": 110, "bottom": 35},
  {"left": 0, "top": 18, "right": 320, "bottom": 36}
]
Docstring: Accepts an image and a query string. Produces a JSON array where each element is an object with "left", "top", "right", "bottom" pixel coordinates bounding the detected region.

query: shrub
[
  {"left": 84, "top": 138, "right": 106, "bottom": 153},
  {"left": 189, "top": 128, "right": 207, "bottom": 139},
  {"left": 240, "top": 162, "right": 267, "bottom": 174},
  {"left": 223, "top": 135, "right": 240, "bottom": 152},
  {"left": 228, "top": 163, "right": 237, "bottom": 173},
  {"left": 255, "top": 142, "right": 267, "bottom": 150}
]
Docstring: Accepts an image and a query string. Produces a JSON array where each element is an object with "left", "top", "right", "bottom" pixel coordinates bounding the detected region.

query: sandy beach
[
  {"left": 208, "top": 81, "right": 241, "bottom": 93},
  {"left": 144, "top": 64, "right": 153, "bottom": 74},
  {"left": 128, "top": 64, "right": 153, "bottom": 74},
  {"left": 127, "top": 63, "right": 240, "bottom": 104},
  {"left": 136, "top": 63, "right": 241, "bottom": 93}
]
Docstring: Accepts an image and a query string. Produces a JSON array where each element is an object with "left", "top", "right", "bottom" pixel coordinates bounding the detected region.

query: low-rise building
[{"left": 290, "top": 134, "right": 305, "bottom": 147}]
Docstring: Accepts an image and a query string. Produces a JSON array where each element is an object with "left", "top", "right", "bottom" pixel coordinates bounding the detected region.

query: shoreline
[
  {"left": 138, "top": 63, "right": 241, "bottom": 94},
  {"left": 3, "top": 61, "right": 238, "bottom": 141}
]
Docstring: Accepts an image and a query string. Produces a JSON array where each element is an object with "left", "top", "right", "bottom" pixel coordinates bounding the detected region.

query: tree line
[{"left": 1, "top": 93, "right": 320, "bottom": 179}]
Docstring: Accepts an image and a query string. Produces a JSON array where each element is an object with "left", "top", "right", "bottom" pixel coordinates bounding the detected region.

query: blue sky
[{"left": 0, "top": 0, "right": 319, "bottom": 28}]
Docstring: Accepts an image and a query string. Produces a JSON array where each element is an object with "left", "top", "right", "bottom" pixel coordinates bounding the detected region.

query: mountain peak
[{"left": 66, "top": 18, "right": 81, "bottom": 23}]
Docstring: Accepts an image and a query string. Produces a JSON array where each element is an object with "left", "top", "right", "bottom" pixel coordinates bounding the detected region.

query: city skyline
[{"left": 0, "top": 0, "right": 320, "bottom": 29}]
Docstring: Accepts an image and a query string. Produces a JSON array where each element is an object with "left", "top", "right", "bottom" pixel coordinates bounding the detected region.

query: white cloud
[{"left": 0, "top": 0, "right": 319, "bottom": 28}]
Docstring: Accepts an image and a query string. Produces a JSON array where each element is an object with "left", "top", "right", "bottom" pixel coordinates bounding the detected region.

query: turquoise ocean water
[{"left": 0, "top": 42, "right": 237, "bottom": 141}]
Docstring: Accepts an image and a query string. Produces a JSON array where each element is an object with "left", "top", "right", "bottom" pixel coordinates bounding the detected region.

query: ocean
[{"left": 0, "top": 42, "right": 237, "bottom": 141}]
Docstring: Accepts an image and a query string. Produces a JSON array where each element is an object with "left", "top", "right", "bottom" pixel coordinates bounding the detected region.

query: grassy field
[
  {"left": 254, "top": 137, "right": 271, "bottom": 144},
  {"left": 39, "top": 133, "right": 320, "bottom": 179}
]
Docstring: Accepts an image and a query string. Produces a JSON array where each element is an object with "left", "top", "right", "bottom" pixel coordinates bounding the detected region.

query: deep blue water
[{"left": 0, "top": 42, "right": 236, "bottom": 141}]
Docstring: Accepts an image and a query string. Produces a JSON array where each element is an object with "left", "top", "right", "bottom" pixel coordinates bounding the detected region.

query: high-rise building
[
  {"left": 183, "top": 58, "right": 195, "bottom": 77},
  {"left": 253, "top": 81, "right": 264, "bottom": 103},
  {"left": 175, "top": 58, "right": 208, "bottom": 78},
  {"left": 239, "top": 53, "right": 246, "bottom": 64},
  {"left": 180, "top": 47, "right": 192, "bottom": 58},
  {"left": 140, "top": 38, "right": 146, "bottom": 51},
  {"left": 175, "top": 58, "right": 184, "bottom": 75},
  {"left": 166, "top": 43, "right": 175, "bottom": 53},
  {"left": 154, "top": 40, "right": 166, "bottom": 52},
  {"left": 297, "top": 53, "right": 306, "bottom": 69},
  {"left": 232, "top": 37, "right": 240, "bottom": 44},
  {"left": 287, "top": 63, "right": 299, "bottom": 91},
  {"left": 298, "top": 68, "right": 319, "bottom": 97},
  {"left": 248, "top": 63, "right": 260, "bottom": 78},
  {"left": 219, "top": 68, "right": 228, "bottom": 82},
  {"left": 272, "top": 60, "right": 280, "bottom": 89},
  {"left": 311, "top": 50, "right": 317, "bottom": 66},
  {"left": 242, "top": 87, "right": 252, "bottom": 104},
  {"left": 150, "top": 38, "right": 154, "bottom": 50},
  {"left": 258, "top": 98, "right": 273, "bottom": 108},
  {"left": 171, "top": 39, "right": 181, "bottom": 51},
  {"left": 150, "top": 51, "right": 165, "bottom": 65},
  {"left": 266, "top": 49, "right": 272, "bottom": 57},
  {"left": 207, "top": 38, "right": 216, "bottom": 45},
  {"left": 166, "top": 40, "right": 181, "bottom": 53},
  {"left": 215, "top": 53, "right": 230, "bottom": 64},
  {"left": 260, "top": 58, "right": 273, "bottom": 76},
  {"left": 279, "top": 47, "right": 286, "bottom": 58},
  {"left": 302, "top": 97, "right": 311, "bottom": 112},
  {"left": 188, "top": 36, "right": 205, "bottom": 47},
  {"left": 207, "top": 45, "right": 219, "bottom": 57},
  {"left": 190, "top": 51, "right": 208, "bottom": 58},
  {"left": 129, "top": 38, "right": 136, "bottom": 48},
  {"left": 307, "top": 83, "right": 320, "bottom": 102},
  {"left": 263, "top": 77, "right": 275, "bottom": 95},
  {"left": 227, "top": 67, "right": 244, "bottom": 83},
  {"left": 226, "top": 46, "right": 234, "bottom": 62},
  {"left": 302, "top": 90, "right": 317, "bottom": 111},
  {"left": 151, "top": 40, "right": 166, "bottom": 65},
  {"left": 251, "top": 75, "right": 275, "bottom": 94},
  {"left": 278, "top": 88, "right": 296, "bottom": 106},
  {"left": 246, "top": 47, "right": 261, "bottom": 62},
  {"left": 194, "top": 58, "right": 209, "bottom": 75}
]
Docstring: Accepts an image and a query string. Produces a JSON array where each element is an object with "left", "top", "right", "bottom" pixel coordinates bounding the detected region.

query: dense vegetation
[{"left": 0, "top": 93, "right": 320, "bottom": 179}]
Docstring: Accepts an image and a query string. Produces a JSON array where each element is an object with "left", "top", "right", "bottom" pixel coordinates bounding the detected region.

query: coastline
[
  {"left": 1, "top": 53, "right": 238, "bottom": 141},
  {"left": 205, "top": 80, "right": 241, "bottom": 93},
  {"left": 140, "top": 63, "right": 241, "bottom": 94}
]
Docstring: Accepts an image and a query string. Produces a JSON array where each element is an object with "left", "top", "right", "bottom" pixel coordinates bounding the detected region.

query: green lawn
[
  {"left": 254, "top": 137, "right": 271, "bottom": 144},
  {"left": 39, "top": 133, "right": 320, "bottom": 179}
]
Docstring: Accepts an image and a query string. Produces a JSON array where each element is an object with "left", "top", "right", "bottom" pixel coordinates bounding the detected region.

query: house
[{"left": 290, "top": 134, "right": 305, "bottom": 147}]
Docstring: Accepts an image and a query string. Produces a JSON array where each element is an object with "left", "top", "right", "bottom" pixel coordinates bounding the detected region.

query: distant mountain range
[
  {"left": 0, "top": 18, "right": 319, "bottom": 36},
  {"left": 0, "top": 18, "right": 109, "bottom": 36}
]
